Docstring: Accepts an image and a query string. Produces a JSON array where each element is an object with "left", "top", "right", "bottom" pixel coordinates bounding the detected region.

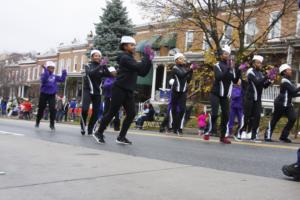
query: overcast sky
[{"left": 0, "top": 0, "right": 148, "bottom": 53}]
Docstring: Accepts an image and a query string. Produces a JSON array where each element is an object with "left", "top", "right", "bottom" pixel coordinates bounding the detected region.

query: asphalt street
[
  {"left": 1, "top": 118, "right": 300, "bottom": 200},
  {"left": 0, "top": 118, "right": 299, "bottom": 179}
]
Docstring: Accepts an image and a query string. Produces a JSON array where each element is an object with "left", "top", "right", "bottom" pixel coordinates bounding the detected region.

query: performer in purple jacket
[
  {"left": 225, "top": 80, "right": 243, "bottom": 141},
  {"left": 35, "top": 61, "right": 67, "bottom": 130}
]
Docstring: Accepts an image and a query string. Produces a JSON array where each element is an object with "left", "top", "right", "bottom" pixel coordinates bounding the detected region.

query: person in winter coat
[
  {"left": 35, "top": 61, "right": 67, "bottom": 130},
  {"left": 22, "top": 98, "right": 32, "bottom": 120},
  {"left": 102, "top": 77, "right": 120, "bottom": 131},
  {"left": 1, "top": 98, "right": 7, "bottom": 116},
  {"left": 70, "top": 98, "right": 77, "bottom": 121},
  {"left": 265, "top": 64, "right": 300, "bottom": 143},
  {"left": 136, "top": 103, "right": 155, "bottom": 129},
  {"left": 238, "top": 55, "right": 272, "bottom": 142},
  {"left": 205, "top": 45, "right": 240, "bottom": 144},
  {"left": 56, "top": 96, "right": 64, "bottom": 122},
  {"left": 226, "top": 79, "right": 243, "bottom": 140},
  {"left": 94, "top": 36, "right": 153, "bottom": 144},
  {"left": 80, "top": 50, "right": 116, "bottom": 135},
  {"left": 170, "top": 53, "right": 194, "bottom": 136}
]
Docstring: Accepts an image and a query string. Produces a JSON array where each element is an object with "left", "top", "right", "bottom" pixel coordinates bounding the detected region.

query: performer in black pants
[
  {"left": 170, "top": 53, "right": 193, "bottom": 136},
  {"left": 35, "top": 61, "right": 67, "bottom": 130},
  {"left": 204, "top": 45, "right": 239, "bottom": 144},
  {"left": 238, "top": 55, "right": 272, "bottom": 142},
  {"left": 265, "top": 64, "right": 300, "bottom": 143},
  {"left": 93, "top": 36, "right": 153, "bottom": 144},
  {"left": 80, "top": 50, "right": 116, "bottom": 135}
]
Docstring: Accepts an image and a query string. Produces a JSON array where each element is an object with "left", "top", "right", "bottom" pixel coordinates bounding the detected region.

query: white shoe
[
  {"left": 241, "top": 131, "right": 247, "bottom": 140},
  {"left": 246, "top": 132, "right": 252, "bottom": 140}
]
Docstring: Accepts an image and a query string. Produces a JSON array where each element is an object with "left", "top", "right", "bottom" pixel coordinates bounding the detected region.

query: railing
[{"left": 262, "top": 85, "right": 280, "bottom": 102}]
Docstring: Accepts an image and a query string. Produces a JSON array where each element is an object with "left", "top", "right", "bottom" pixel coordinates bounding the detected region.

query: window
[
  {"left": 268, "top": 11, "right": 281, "bottom": 40},
  {"left": 244, "top": 18, "right": 257, "bottom": 46},
  {"left": 296, "top": 11, "right": 300, "bottom": 37},
  {"left": 221, "top": 25, "right": 233, "bottom": 46},
  {"left": 185, "top": 31, "right": 194, "bottom": 51},
  {"left": 202, "top": 34, "right": 211, "bottom": 50}
]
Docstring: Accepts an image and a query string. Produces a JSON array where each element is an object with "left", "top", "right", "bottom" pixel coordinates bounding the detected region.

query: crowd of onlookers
[{"left": 0, "top": 96, "right": 84, "bottom": 123}]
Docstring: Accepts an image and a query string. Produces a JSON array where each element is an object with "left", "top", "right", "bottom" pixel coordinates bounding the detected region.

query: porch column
[
  {"left": 21, "top": 86, "right": 24, "bottom": 98},
  {"left": 151, "top": 64, "right": 158, "bottom": 101},
  {"left": 287, "top": 45, "right": 294, "bottom": 65},
  {"left": 162, "top": 64, "right": 167, "bottom": 90},
  {"left": 18, "top": 86, "right": 21, "bottom": 97}
]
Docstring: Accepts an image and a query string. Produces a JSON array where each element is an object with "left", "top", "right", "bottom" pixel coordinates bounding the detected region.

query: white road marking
[{"left": 0, "top": 131, "right": 24, "bottom": 136}]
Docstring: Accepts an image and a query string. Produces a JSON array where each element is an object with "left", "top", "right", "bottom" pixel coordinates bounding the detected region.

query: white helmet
[
  {"left": 222, "top": 45, "right": 231, "bottom": 54},
  {"left": 174, "top": 53, "right": 185, "bottom": 62},
  {"left": 252, "top": 55, "right": 264, "bottom": 63},
  {"left": 90, "top": 50, "right": 102, "bottom": 57},
  {"left": 120, "top": 36, "right": 136, "bottom": 45},
  {"left": 279, "top": 64, "right": 291, "bottom": 74},
  {"left": 45, "top": 61, "right": 56, "bottom": 68}
]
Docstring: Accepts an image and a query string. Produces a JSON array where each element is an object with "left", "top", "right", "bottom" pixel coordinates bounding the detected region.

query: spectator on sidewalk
[
  {"left": 63, "top": 99, "right": 69, "bottom": 122},
  {"left": 136, "top": 103, "right": 155, "bottom": 129},
  {"left": 22, "top": 98, "right": 32, "bottom": 120},
  {"left": 56, "top": 96, "right": 64, "bottom": 122},
  {"left": 70, "top": 98, "right": 77, "bottom": 122}
]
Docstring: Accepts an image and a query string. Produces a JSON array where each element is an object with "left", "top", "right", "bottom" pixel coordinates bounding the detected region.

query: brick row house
[{"left": 133, "top": 0, "right": 300, "bottom": 105}]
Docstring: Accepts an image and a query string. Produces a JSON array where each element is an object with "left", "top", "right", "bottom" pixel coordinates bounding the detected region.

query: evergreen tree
[{"left": 93, "top": 0, "right": 135, "bottom": 63}]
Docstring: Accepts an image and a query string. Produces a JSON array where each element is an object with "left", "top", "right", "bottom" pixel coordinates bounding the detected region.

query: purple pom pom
[{"left": 100, "top": 57, "right": 109, "bottom": 66}]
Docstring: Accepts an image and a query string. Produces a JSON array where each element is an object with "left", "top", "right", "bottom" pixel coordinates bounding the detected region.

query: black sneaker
[
  {"left": 50, "top": 124, "right": 55, "bottom": 131},
  {"left": 93, "top": 133, "right": 105, "bottom": 144},
  {"left": 177, "top": 130, "right": 183, "bottom": 137},
  {"left": 35, "top": 122, "right": 39, "bottom": 128},
  {"left": 116, "top": 137, "right": 132, "bottom": 145},
  {"left": 81, "top": 129, "right": 86, "bottom": 136},
  {"left": 280, "top": 138, "right": 292, "bottom": 143},
  {"left": 264, "top": 138, "right": 274, "bottom": 142},
  {"left": 282, "top": 163, "right": 300, "bottom": 180}
]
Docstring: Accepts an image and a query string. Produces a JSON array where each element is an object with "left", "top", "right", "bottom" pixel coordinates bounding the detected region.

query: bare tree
[{"left": 137, "top": 0, "right": 297, "bottom": 62}]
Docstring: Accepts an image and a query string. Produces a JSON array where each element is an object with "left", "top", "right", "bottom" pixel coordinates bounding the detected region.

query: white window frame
[
  {"left": 221, "top": 25, "right": 233, "bottom": 47},
  {"left": 185, "top": 30, "right": 194, "bottom": 51},
  {"left": 244, "top": 18, "right": 257, "bottom": 46},
  {"left": 268, "top": 11, "right": 281, "bottom": 40},
  {"left": 202, "top": 34, "right": 211, "bottom": 50}
]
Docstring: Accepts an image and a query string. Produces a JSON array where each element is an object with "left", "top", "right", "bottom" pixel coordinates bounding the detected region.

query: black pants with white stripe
[
  {"left": 210, "top": 93, "right": 228, "bottom": 138},
  {"left": 240, "top": 98, "right": 261, "bottom": 139},
  {"left": 171, "top": 91, "right": 187, "bottom": 133},
  {"left": 97, "top": 85, "right": 136, "bottom": 139},
  {"left": 80, "top": 89, "right": 101, "bottom": 134},
  {"left": 265, "top": 104, "right": 296, "bottom": 140}
]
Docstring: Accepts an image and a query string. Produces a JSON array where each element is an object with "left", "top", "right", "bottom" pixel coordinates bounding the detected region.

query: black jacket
[
  {"left": 246, "top": 67, "right": 271, "bottom": 102},
  {"left": 114, "top": 52, "right": 152, "bottom": 92},
  {"left": 83, "top": 61, "right": 111, "bottom": 96},
  {"left": 211, "top": 60, "right": 239, "bottom": 97},
  {"left": 275, "top": 77, "right": 300, "bottom": 107},
  {"left": 171, "top": 64, "right": 193, "bottom": 93}
]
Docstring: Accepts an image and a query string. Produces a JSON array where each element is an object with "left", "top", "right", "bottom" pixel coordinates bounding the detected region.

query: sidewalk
[{"left": 0, "top": 133, "right": 299, "bottom": 200}]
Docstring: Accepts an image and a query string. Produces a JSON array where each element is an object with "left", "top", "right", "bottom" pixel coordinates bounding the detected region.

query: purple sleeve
[
  {"left": 41, "top": 69, "right": 50, "bottom": 83},
  {"left": 55, "top": 70, "right": 67, "bottom": 82}
]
